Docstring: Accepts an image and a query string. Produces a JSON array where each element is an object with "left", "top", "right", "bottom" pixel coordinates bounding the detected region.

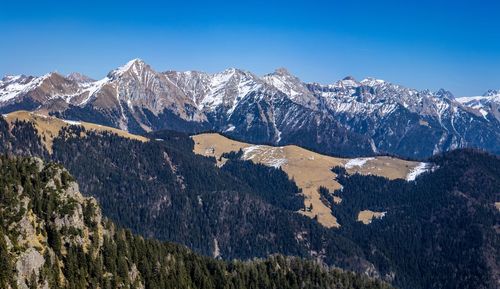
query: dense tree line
[
  {"left": 0, "top": 118, "right": 47, "bottom": 157},
  {"left": 221, "top": 149, "right": 303, "bottom": 211}
]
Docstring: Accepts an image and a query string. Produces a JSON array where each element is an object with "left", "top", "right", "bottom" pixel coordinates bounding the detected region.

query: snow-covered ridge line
[
  {"left": 1, "top": 58, "right": 499, "bottom": 155},
  {"left": 110, "top": 58, "right": 143, "bottom": 76},
  {"left": 2, "top": 59, "right": 497, "bottom": 113},
  {"left": 0, "top": 75, "right": 46, "bottom": 102},
  {"left": 78, "top": 77, "right": 111, "bottom": 105}
]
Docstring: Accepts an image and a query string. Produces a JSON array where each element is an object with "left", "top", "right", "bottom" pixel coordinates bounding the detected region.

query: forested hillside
[
  {"left": 333, "top": 149, "right": 500, "bottom": 289},
  {"left": 1, "top": 115, "right": 499, "bottom": 289},
  {"left": 0, "top": 116, "right": 375, "bottom": 274},
  {"left": 0, "top": 155, "right": 392, "bottom": 289}
]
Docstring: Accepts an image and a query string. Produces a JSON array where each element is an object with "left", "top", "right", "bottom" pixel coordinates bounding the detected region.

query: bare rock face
[
  {"left": 128, "top": 264, "right": 145, "bottom": 289},
  {"left": 16, "top": 248, "right": 45, "bottom": 289},
  {"left": 0, "top": 156, "right": 162, "bottom": 288},
  {"left": 0, "top": 158, "right": 108, "bottom": 288},
  {"left": 32, "top": 157, "right": 45, "bottom": 172}
]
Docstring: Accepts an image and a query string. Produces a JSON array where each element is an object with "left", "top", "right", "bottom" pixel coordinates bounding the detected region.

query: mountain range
[{"left": 1, "top": 59, "right": 499, "bottom": 158}]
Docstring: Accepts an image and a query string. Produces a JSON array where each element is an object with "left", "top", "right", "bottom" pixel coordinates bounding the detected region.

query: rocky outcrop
[{"left": 0, "top": 157, "right": 142, "bottom": 289}]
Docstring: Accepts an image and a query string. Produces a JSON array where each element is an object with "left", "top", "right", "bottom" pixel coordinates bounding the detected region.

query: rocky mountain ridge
[{"left": 1, "top": 59, "right": 499, "bottom": 158}]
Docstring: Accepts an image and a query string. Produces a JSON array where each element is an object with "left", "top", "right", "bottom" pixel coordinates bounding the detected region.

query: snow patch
[
  {"left": 242, "top": 145, "right": 287, "bottom": 168},
  {"left": 406, "top": 162, "right": 430, "bottom": 181},
  {"left": 63, "top": 120, "right": 82, "bottom": 126},
  {"left": 0, "top": 75, "right": 45, "bottom": 103},
  {"left": 213, "top": 238, "right": 221, "bottom": 258},
  {"left": 78, "top": 77, "right": 110, "bottom": 105},
  {"left": 224, "top": 124, "right": 236, "bottom": 132},
  {"left": 266, "top": 157, "right": 287, "bottom": 168},
  {"left": 276, "top": 129, "right": 282, "bottom": 143},
  {"left": 344, "top": 157, "right": 374, "bottom": 169},
  {"left": 242, "top": 145, "right": 264, "bottom": 159}
]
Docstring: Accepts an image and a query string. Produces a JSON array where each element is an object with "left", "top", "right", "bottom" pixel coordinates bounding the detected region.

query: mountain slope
[
  {"left": 333, "top": 149, "right": 500, "bottom": 289},
  {"left": 192, "top": 132, "right": 424, "bottom": 228},
  {"left": 456, "top": 90, "right": 500, "bottom": 122},
  {"left": 0, "top": 112, "right": 498, "bottom": 289},
  {"left": 1, "top": 60, "right": 498, "bottom": 158},
  {"left": 3, "top": 110, "right": 147, "bottom": 152},
  {"left": 0, "top": 155, "right": 392, "bottom": 289},
  {"left": 0, "top": 112, "right": 379, "bottom": 274}
]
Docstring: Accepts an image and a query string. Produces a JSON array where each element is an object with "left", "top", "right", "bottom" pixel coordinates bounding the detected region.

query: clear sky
[{"left": 1, "top": 0, "right": 499, "bottom": 96}]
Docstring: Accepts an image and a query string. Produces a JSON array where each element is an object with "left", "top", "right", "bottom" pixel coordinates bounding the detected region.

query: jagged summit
[
  {"left": 435, "top": 88, "right": 455, "bottom": 99},
  {"left": 121, "top": 58, "right": 145, "bottom": 68},
  {"left": 67, "top": 72, "right": 94, "bottom": 83},
  {"left": 273, "top": 67, "right": 293, "bottom": 76},
  {"left": 2, "top": 74, "right": 25, "bottom": 82},
  {"left": 360, "top": 77, "right": 385, "bottom": 86},
  {"left": 215, "top": 67, "right": 259, "bottom": 80},
  {"left": 483, "top": 89, "right": 500, "bottom": 96},
  {"left": 108, "top": 58, "right": 150, "bottom": 78},
  {"left": 0, "top": 60, "right": 498, "bottom": 158},
  {"left": 262, "top": 67, "right": 318, "bottom": 109}
]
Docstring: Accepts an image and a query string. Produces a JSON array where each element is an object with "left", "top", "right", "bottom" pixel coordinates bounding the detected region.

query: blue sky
[{"left": 1, "top": 0, "right": 499, "bottom": 96}]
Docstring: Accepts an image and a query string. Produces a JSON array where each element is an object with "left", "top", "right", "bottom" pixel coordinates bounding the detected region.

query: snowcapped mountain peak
[
  {"left": 264, "top": 67, "right": 299, "bottom": 80},
  {"left": 212, "top": 68, "right": 256, "bottom": 84},
  {"left": 360, "top": 77, "right": 386, "bottom": 86},
  {"left": 262, "top": 68, "right": 320, "bottom": 108},
  {"left": 198, "top": 68, "right": 263, "bottom": 112},
  {"left": 123, "top": 58, "right": 145, "bottom": 68},
  {"left": 40, "top": 71, "right": 58, "bottom": 80},
  {"left": 455, "top": 92, "right": 500, "bottom": 121},
  {"left": 2, "top": 74, "right": 25, "bottom": 82},
  {"left": 1, "top": 61, "right": 499, "bottom": 158},
  {"left": 108, "top": 58, "right": 149, "bottom": 79},
  {"left": 0, "top": 71, "right": 83, "bottom": 104},
  {"left": 333, "top": 76, "right": 360, "bottom": 88},
  {"left": 0, "top": 74, "right": 38, "bottom": 102},
  {"left": 217, "top": 67, "right": 256, "bottom": 78}
]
